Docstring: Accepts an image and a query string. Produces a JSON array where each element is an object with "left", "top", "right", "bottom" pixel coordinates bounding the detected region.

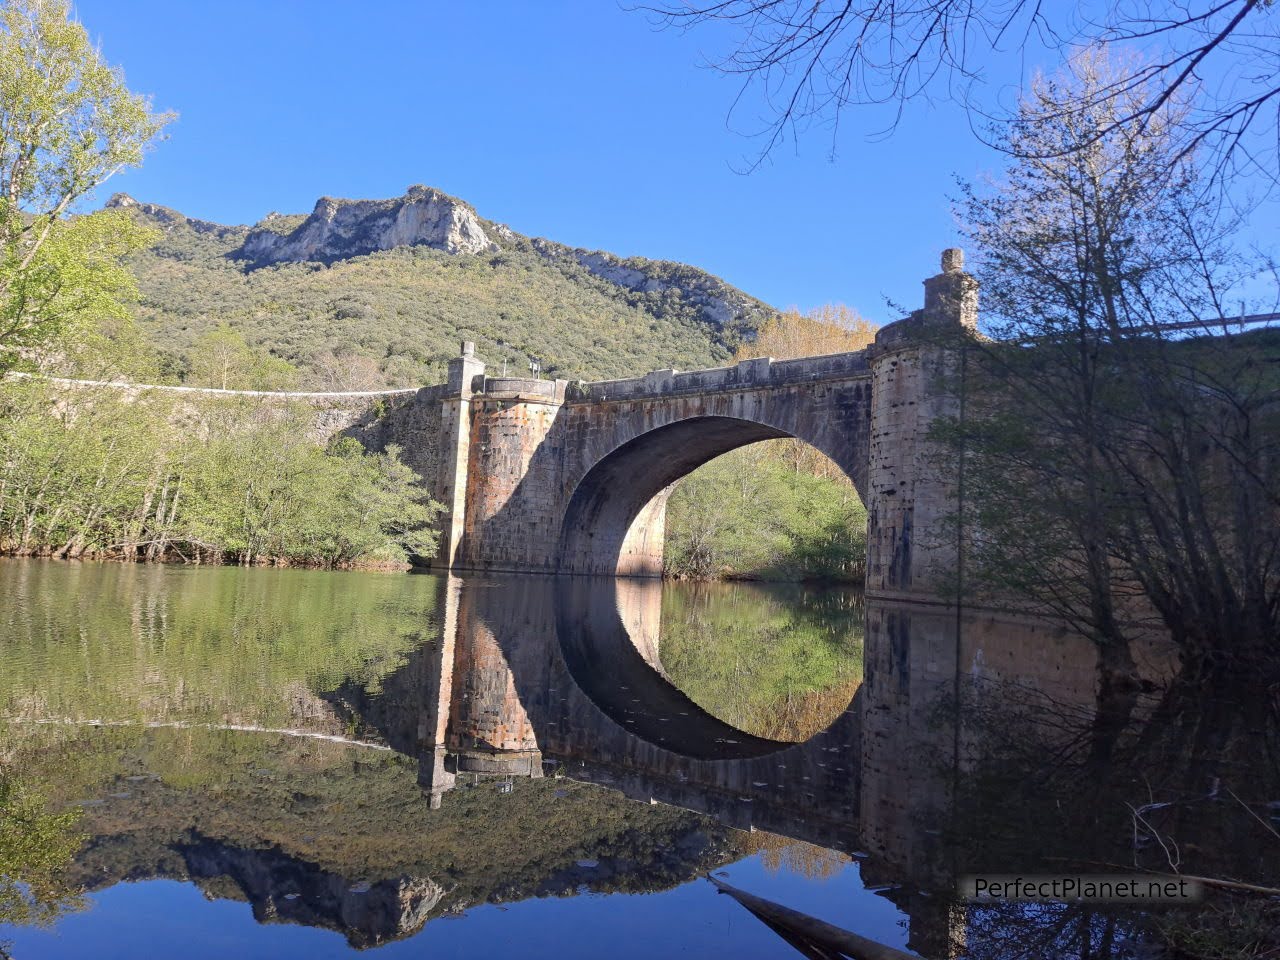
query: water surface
[{"left": 1, "top": 559, "right": 1274, "bottom": 958}]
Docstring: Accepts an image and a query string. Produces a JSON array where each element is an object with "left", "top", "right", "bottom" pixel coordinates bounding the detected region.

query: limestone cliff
[
  {"left": 106, "top": 193, "right": 246, "bottom": 241},
  {"left": 237, "top": 185, "right": 497, "bottom": 263},
  {"left": 531, "top": 237, "right": 761, "bottom": 333}
]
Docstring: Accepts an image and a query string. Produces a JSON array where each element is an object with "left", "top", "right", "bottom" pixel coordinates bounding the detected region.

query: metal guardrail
[{"left": 1155, "top": 312, "right": 1279, "bottom": 332}]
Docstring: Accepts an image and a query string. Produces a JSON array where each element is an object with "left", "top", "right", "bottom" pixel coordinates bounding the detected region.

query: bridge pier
[
  {"left": 434, "top": 343, "right": 485, "bottom": 569},
  {"left": 864, "top": 248, "right": 978, "bottom": 602},
  {"left": 459, "top": 375, "right": 570, "bottom": 573}
]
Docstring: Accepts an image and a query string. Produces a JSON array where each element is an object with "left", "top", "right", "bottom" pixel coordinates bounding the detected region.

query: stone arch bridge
[
  {"left": 17, "top": 251, "right": 976, "bottom": 598},
  {"left": 422, "top": 250, "right": 977, "bottom": 600}
]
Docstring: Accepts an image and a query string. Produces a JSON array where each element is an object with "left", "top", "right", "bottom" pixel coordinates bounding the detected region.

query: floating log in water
[{"left": 707, "top": 875, "right": 924, "bottom": 960}]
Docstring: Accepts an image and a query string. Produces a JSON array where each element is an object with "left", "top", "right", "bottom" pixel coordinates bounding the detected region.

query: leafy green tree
[
  {"left": 0, "top": 0, "right": 171, "bottom": 370},
  {"left": 178, "top": 416, "right": 439, "bottom": 565},
  {"left": 338, "top": 440, "right": 442, "bottom": 560},
  {"left": 186, "top": 324, "right": 297, "bottom": 390},
  {"left": 0, "top": 381, "right": 442, "bottom": 566},
  {"left": 664, "top": 446, "right": 866, "bottom": 581}
]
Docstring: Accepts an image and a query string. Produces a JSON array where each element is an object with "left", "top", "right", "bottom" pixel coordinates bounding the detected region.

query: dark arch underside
[{"left": 557, "top": 415, "right": 861, "bottom": 577}]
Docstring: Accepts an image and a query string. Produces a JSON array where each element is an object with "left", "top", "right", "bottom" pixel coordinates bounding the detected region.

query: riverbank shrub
[
  {"left": 663, "top": 442, "right": 866, "bottom": 582},
  {"left": 0, "top": 378, "right": 440, "bottom": 567}
]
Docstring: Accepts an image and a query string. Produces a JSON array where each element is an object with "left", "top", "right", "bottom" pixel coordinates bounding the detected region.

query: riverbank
[
  {"left": 0, "top": 546, "right": 415, "bottom": 572},
  {"left": 0, "top": 377, "right": 440, "bottom": 570},
  {"left": 664, "top": 567, "right": 866, "bottom": 586}
]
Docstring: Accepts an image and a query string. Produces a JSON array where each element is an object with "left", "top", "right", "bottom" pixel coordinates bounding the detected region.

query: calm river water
[{"left": 0, "top": 559, "right": 1274, "bottom": 959}]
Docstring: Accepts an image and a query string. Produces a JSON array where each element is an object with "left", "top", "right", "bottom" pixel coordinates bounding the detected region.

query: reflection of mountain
[
  {"left": 12, "top": 727, "right": 740, "bottom": 949},
  {"left": 123, "top": 833, "right": 442, "bottom": 949}
]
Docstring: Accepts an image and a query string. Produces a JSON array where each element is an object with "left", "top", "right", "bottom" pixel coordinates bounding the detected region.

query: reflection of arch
[
  {"left": 553, "top": 575, "right": 794, "bottom": 760},
  {"left": 557, "top": 415, "right": 865, "bottom": 577},
  {"left": 330, "top": 572, "right": 865, "bottom": 851}
]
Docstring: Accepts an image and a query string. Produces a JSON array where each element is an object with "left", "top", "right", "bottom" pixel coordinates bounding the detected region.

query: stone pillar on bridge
[
  {"left": 457, "top": 374, "right": 570, "bottom": 572},
  {"left": 434, "top": 342, "right": 485, "bottom": 570},
  {"left": 865, "top": 248, "right": 978, "bottom": 601}
]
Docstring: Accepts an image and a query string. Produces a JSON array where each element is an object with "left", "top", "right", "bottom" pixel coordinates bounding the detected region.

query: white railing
[{"left": 3, "top": 371, "right": 422, "bottom": 399}]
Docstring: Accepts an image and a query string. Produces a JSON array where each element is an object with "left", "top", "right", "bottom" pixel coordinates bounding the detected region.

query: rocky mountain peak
[
  {"left": 107, "top": 192, "right": 244, "bottom": 238},
  {"left": 237, "top": 186, "right": 497, "bottom": 264}
]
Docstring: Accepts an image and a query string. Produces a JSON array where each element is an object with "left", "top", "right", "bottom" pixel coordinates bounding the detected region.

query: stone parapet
[
  {"left": 446, "top": 341, "right": 485, "bottom": 397},
  {"left": 572, "top": 350, "right": 870, "bottom": 403},
  {"left": 479, "top": 376, "right": 567, "bottom": 403},
  {"left": 427, "top": 251, "right": 971, "bottom": 583}
]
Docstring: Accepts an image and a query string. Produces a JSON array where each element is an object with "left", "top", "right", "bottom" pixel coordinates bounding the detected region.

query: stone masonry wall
[
  {"left": 456, "top": 363, "right": 873, "bottom": 576},
  {"left": 448, "top": 252, "right": 972, "bottom": 581}
]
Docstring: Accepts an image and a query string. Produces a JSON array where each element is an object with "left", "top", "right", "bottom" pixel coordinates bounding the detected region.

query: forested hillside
[{"left": 111, "top": 188, "right": 773, "bottom": 387}]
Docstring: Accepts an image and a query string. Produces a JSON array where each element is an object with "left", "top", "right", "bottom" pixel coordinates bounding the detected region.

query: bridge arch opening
[{"left": 556, "top": 415, "right": 866, "bottom": 579}]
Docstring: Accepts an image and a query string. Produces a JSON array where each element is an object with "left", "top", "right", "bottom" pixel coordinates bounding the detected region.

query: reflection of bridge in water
[{"left": 334, "top": 573, "right": 1102, "bottom": 958}]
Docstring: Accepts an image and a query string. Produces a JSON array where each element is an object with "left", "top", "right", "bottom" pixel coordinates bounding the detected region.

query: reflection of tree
[
  {"left": 0, "top": 775, "right": 86, "bottom": 932},
  {"left": 942, "top": 676, "right": 1280, "bottom": 958},
  {"left": 737, "top": 831, "right": 850, "bottom": 882},
  {"left": 758, "top": 683, "right": 862, "bottom": 743},
  {"left": 963, "top": 903, "right": 1135, "bottom": 960},
  {"left": 0, "top": 561, "right": 438, "bottom": 729},
  {"left": 658, "top": 582, "right": 863, "bottom": 741}
]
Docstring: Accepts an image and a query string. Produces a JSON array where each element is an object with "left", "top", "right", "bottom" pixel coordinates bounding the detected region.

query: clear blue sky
[{"left": 72, "top": 2, "right": 1053, "bottom": 316}]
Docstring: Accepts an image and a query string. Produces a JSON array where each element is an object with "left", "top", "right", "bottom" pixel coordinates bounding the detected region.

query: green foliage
[
  {"left": 657, "top": 581, "right": 864, "bottom": 741},
  {"left": 181, "top": 430, "right": 440, "bottom": 566},
  {"left": 186, "top": 324, "right": 298, "bottom": 390},
  {"left": 53, "top": 309, "right": 170, "bottom": 383},
  {"left": 0, "top": 775, "right": 86, "bottom": 930},
  {"left": 0, "top": 378, "right": 441, "bottom": 566},
  {"left": 664, "top": 441, "right": 866, "bottom": 581},
  {"left": 0, "top": 558, "right": 438, "bottom": 724},
  {"left": 0, "top": 0, "right": 171, "bottom": 370},
  {"left": 1, "top": 211, "right": 158, "bottom": 371},
  {"left": 119, "top": 203, "right": 771, "bottom": 387}
]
